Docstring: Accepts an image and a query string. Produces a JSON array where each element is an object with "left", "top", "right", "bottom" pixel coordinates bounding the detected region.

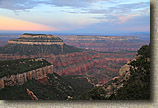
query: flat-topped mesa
[
  {"left": 8, "top": 33, "right": 64, "bottom": 46},
  {"left": 21, "top": 33, "right": 60, "bottom": 39}
]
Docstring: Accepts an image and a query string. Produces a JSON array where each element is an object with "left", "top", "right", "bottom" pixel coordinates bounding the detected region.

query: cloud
[
  {"left": 0, "top": 0, "right": 150, "bottom": 33},
  {"left": 117, "top": 2, "right": 149, "bottom": 10},
  {"left": 0, "top": 0, "right": 110, "bottom": 11},
  {"left": 0, "top": 0, "right": 41, "bottom": 11},
  {"left": 0, "top": 0, "right": 150, "bottom": 25},
  {"left": 0, "top": 0, "right": 150, "bottom": 14},
  {"left": 76, "top": 1, "right": 150, "bottom": 14},
  {"left": 86, "top": 1, "right": 150, "bottom": 24},
  {"left": 77, "top": 14, "right": 150, "bottom": 33},
  {"left": 116, "top": 14, "right": 139, "bottom": 24}
]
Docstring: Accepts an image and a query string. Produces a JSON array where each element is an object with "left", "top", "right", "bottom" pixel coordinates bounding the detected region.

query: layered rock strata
[
  {"left": 0, "top": 51, "right": 135, "bottom": 84},
  {"left": 8, "top": 33, "right": 64, "bottom": 46},
  {"left": 62, "top": 35, "right": 149, "bottom": 52},
  {"left": 8, "top": 40, "right": 64, "bottom": 45},
  {"left": 0, "top": 65, "right": 53, "bottom": 88}
]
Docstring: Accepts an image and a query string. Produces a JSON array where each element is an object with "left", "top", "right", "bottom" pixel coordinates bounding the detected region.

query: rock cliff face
[
  {"left": 104, "top": 64, "right": 132, "bottom": 97},
  {"left": 8, "top": 33, "right": 64, "bottom": 45},
  {"left": 8, "top": 40, "right": 64, "bottom": 45},
  {"left": 0, "top": 65, "right": 53, "bottom": 88},
  {"left": 44, "top": 51, "right": 135, "bottom": 84}
]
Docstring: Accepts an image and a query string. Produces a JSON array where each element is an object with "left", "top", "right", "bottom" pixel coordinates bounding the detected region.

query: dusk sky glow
[{"left": 0, "top": 0, "right": 150, "bottom": 34}]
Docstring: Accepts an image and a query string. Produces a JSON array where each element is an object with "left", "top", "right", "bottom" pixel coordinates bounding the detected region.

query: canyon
[
  {"left": 0, "top": 34, "right": 138, "bottom": 85},
  {"left": 45, "top": 51, "right": 135, "bottom": 84},
  {"left": 0, "top": 51, "right": 135, "bottom": 84},
  {"left": 0, "top": 33, "right": 150, "bottom": 100}
]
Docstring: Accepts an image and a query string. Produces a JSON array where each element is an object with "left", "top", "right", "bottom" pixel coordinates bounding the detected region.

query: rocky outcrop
[
  {"left": 26, "top": 89, "right": 38, "bottom": 100},
  {"left": 0, "top": 65, "right": 53, "bottom": 88},
  {"left": 0, "top": 80, "right": 4, "bottom": 88},
  {"left": 119, "top": 64, "right": 131, "bottom": 77},
  {"left": 105, "top": 64, "right": 132, "bottom": 97},
  {"left": 103, "top": 53, "right": 148, "bottom": 98}
]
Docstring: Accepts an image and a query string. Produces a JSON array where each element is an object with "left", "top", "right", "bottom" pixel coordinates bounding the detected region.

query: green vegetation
[
  {"left": 76, "top": 86, "right": 107, "bottom": 100},
  {"left": 63, "top": 44, "right": 83, "bottom": 53},
  {"left": 0, "top": 44, "right": 82, "bottom": 55},
  {"left": 62, "top": 75, "right": 94, "bottom": 97},
  {"left": 0, "top": 73, "right": 74, "bottom": 100},
  {"left": 76, "top": 44, "right": 150, "bottom": 100},
  {"left": 0, "top": 58, "right": 51, "bottom": 78},
  {"left": 109, "top": 44, "right": 150, "bottom": 100},
  {"left": 137, "top": 45, "right": 150, "bottom": 58},
  {"left": 0, "top": 73, "right": 94, "bottom": 100}
]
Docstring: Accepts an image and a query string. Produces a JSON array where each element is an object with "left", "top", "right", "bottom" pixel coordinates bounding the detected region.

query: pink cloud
[{"left": 116, "top": 14, "right": 139, "bottom": 24}]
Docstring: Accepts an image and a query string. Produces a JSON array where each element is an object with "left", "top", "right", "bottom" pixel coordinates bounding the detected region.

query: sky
[{"left": 0, "top": 0, "right": 150, "bottom": 34}]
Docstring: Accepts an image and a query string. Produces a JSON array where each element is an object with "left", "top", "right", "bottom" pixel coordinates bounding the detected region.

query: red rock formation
[
  {"left": 65, "top": 41, "right": 149, "bottom": 52},
  {"left": 26, "top": 89, "right": 38, "bottom": 100},
  {"left": 0, "top": 65, "right": 53, "bottom": 88},
  {"left": 0, "top": 80, "right": 4, "bottom": 88},
  {"left": 8, "top": 34, "right": 64, "bottom": 46},
  {"left": 38, "top": 77, "right": 48, "bottom": 84},
  {"left": 0, "top": 51, "right": 136, "bottom": 85},
  {"left": 44, "top": 52, "right": 135, "bottom": 84},
  {"left": 8, "top": 40, "right": 64, "bottom": 45}
]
